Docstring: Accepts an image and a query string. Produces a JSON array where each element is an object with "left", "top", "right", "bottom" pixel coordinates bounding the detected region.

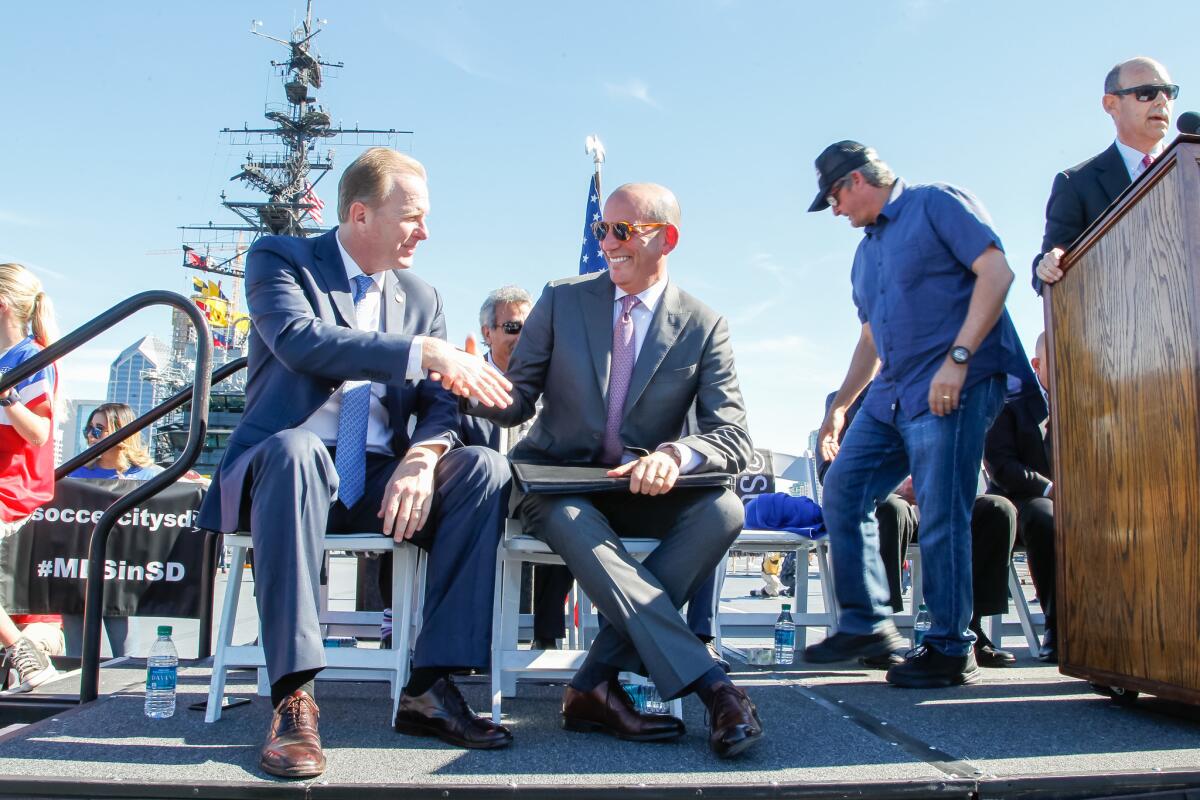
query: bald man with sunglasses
[
  {"left": 1033, "top": 57, "right": 1178, "bottom": 293},
  {"left": 466, "top": 182, "right": 761, "bottom": 758}
]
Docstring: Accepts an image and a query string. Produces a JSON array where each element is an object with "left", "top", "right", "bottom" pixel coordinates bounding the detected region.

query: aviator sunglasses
[
  {"left": 1110, "top": 83, "right": 1180, "bottom": 102},
  {"left": 84, "top": 424, "right": 106, "bottom": 439},
  {"left": 591, "top": 220, "right": 670, "bottom": 242},
  {"left": 497, "top": 320, "right": 523, "bottom": 334}
]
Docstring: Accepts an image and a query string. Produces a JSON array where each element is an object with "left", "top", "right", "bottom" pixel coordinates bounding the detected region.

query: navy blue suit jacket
[
  {"left": 197, "top": 229, "right": 459, "bottom": 532},
  {"left": 1032, "top": 143, "right": 1130, "bottom": 295}
]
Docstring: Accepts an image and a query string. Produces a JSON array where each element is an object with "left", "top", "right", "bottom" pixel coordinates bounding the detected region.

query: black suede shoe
[
  {"left": 886, "top": 646, "right": 980, "bottom": 688},
  {"left": 803, "top": 626, "right": 907, "bottom": 664}
]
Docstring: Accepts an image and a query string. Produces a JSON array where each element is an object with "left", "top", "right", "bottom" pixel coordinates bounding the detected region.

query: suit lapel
[
  {"left": 584, "top": 276, "right": 615, "bottom": 397},
  {"left": 624, "top": 281, "right": 689, "bottom": 413},
  {"left": 314, "top": 229, "right": 357, "bottom": 326},
  {"left": 1096, "top": 143, "right": 1132, "bottom": 204},
  {"left": 380, "top": 272, "right": 406, "bottom": 333}
]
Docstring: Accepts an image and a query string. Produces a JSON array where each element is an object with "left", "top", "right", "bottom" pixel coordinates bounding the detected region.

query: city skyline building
[{"left": 106, "top": 335, "right": 172, "bottom": 418}]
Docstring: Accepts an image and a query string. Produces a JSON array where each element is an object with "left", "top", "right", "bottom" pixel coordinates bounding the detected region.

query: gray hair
[
  {"left": 479, "top": 285, "right": 534, "bottom": 328},
  {"left": 857, "top": 158, "right": 896, "bottom": 188}
]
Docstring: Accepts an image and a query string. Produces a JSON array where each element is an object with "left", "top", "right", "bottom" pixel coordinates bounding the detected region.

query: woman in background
[
  {"left": 0, "top": 263, "right": 60, "bottom": 694},
  {"left": 63, "top": 402, "right": 164, "bottom": 657}
]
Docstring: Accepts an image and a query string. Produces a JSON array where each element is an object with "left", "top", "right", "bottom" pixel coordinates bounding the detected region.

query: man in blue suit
[{"left": 197, "top": 148, "right": 515, "bottom": 779}]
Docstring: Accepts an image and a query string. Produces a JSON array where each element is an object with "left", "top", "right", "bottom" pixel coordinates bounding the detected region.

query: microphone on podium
[{"left": 1178, "top": 111, "right": 1200, "bottom": 135}]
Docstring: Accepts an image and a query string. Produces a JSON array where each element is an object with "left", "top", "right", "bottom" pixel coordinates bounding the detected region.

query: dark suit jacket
[
  {"left": 1032, "top": 143, "right": 1130, "bottom": 295},
  {"left": 197, "top": 229, "right": 459, "bottom": 532},
  {"left": 469, "top": 271, "right": 752, "bottom": 473},
  {"left": 984, "top": 392, "right": 1052, "bottom": 502}
]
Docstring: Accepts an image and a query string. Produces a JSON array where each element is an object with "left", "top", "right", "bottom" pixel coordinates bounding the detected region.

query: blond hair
[
  {"left": 0, "top": 263, "right": 58, "bottom": 346},
  {"left": 87, "top": 402, "right": 154, "bottom": 474},
  {"left": 337, "top": 148, "right": 427, "bottom": 223}
]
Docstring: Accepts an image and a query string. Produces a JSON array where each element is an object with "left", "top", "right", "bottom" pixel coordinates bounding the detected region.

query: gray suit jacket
[
  {"left": 197, "top": 229, "right": 459, "bottom": 533},
  {"left": 470, "top": 270, "right": 752, "bottom": 474}
]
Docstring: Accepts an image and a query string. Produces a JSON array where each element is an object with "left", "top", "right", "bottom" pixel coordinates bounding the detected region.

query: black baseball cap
[{"left": 808, "top": 140, "right": 876, "bottom": 212}]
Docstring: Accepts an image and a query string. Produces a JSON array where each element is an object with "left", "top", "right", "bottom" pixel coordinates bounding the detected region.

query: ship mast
[{"left": 180, "top": 0, "right": 409, "bottom": 279}]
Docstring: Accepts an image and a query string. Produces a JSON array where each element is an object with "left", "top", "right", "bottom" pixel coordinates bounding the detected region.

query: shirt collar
[
  {"left": 334, "top": 229, "right": 384, "bottom": 292},
  {"left": 1114, "top": 137, "right": 1165, "bottom": 178},
  {"left": 866, "top": 179, "right": 907, "bottom": 235},
  {"left": 614, "top": 274, "right": 669, "bottom": 314}
]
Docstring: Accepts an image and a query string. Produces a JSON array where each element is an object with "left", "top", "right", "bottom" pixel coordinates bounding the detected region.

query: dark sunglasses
[
  {"left": 84, "top": 425, "right": 105, "bottom": 438},
  {"left": 497, "top": 320, "right": 523, "bottom": 334},
  {"left": 1110, "top": 83, "right": 1180, "bottom": 102},
  {"left": 590, "top": 220, "right": 670, "bottom": 242}
]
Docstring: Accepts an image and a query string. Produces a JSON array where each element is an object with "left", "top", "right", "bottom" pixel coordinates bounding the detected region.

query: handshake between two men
[{"left": 195, "top": 148, "right": 761, "bottom": 780}]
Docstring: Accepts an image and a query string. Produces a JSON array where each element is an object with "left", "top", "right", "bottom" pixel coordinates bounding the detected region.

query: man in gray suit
[
  {"left": 197, "top": 148, "right": 515, "bottom": 779},
  {"left": 468, "top": 182, "right": 763, "bottom": 759}
]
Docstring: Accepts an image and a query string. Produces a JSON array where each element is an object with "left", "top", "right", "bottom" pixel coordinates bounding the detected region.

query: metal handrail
[{"left": 0, "top": 290, "right": 214, "bottom": 704}]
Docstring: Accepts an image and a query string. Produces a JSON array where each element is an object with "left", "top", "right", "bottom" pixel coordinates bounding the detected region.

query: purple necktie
[{"left": 602, "top": 294, "right": 640, "bottom": 464}]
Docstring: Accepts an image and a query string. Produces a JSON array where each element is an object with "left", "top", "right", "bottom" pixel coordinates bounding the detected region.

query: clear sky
[{"left": 2, "top": 1, "right": 1195, "bottom": 456}]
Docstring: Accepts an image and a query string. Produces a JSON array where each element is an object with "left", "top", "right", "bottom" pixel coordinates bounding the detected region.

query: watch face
[{"left": 951, "top": 346, "right": 970, "bottom": 364}]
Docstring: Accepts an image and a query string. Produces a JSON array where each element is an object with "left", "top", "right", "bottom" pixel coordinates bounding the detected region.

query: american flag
[
  {"left": 303, "top": 182, "right": 325, "bottom": 226},
  {"left": 579, "top": 173, "right": 605, "bottom": 274}
]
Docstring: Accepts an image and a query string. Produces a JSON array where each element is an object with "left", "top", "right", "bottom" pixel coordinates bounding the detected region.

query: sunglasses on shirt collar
[{"left": 1110, "top": 83, "right": 1180, "bottom": 102}]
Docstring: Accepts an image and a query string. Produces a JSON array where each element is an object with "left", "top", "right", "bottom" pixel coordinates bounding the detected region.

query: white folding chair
[
  {"left": 206, "top": 532, "right": 424, "bottom": 722},
  {"left": 490, "top": 519, "right": 683, "bottom": 723}
]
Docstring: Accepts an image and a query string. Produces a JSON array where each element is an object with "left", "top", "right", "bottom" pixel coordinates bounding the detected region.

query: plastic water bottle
[
  {"left": 145, "top": 625, "right": 178, "bottom": 719},
  {"left": 774, "top": 603, "right": 796, "bottom": 665},
  {"left": 913, "top": 604, "right": 932, "bottom": 647}
]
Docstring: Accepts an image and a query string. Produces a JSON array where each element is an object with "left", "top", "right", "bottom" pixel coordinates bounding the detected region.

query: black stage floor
[{"left": 2, "top": 653, "right": 1200, "bottom": 800}]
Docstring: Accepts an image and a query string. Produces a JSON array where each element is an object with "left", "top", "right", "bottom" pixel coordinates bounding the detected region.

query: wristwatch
[
  {"left": 0, "top": 393, "right": 18, "bottom": 407},
  {"left": 949, "top": 345, "right": 972, "bottom": 365}
]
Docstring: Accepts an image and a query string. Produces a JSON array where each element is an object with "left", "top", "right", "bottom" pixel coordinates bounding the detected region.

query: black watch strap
[{"left": 0, "top": 394, "right": 17, "bottom": 407}]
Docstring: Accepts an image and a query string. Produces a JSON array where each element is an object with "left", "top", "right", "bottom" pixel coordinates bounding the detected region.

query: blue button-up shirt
[{"left": 851, "top": 180, "right": 1028, "bottom": 423}]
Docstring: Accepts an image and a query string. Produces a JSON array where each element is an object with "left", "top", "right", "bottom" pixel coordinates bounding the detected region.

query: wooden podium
[{"left": 1046, "top": 133, "right": 1200, "bottom": 705}]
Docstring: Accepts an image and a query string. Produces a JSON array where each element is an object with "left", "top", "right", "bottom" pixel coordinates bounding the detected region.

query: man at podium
[
  {"left": 1033, "top": 56, "right": 1178, "bottom": 292},
  {"left": 804, "top": 141, "right": 1031, "bottom": 689}
]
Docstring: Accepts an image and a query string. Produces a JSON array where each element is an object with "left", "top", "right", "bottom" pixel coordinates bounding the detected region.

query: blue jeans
[{"left": 822, "top": 376, "right": 1006, "bottom": 656}]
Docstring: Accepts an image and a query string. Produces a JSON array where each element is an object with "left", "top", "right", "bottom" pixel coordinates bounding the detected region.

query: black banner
[
  {"left": 0, "top": 478, "right": 214, "bottom": 617},
  {"left": 734, "top": 448, "right": 776, "bottom": 502}
]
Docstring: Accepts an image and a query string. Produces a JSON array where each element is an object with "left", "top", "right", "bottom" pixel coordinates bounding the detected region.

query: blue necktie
[{"left": 334, "top": 274, "right": 374, "bottom": 507}]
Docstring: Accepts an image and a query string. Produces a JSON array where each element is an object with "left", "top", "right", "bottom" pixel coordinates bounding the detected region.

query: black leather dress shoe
[
  {"left": 531, "top": 638, "right": 559, "bottom": 650},
  {"left": 562, "top": 677, "right": 684, "bottom": 742},
  {"left": 394, "top": 677, "right": 512, "bottom": 749},
  {"left": 260, "top": 690, "right": 326, "bottom": 779},
  {"left": 971, "top": 629, "right": 1015, "bottom": 667},
  {"left": 1038, "top": 629, "right": 1058, "bottom": 663},
  {"left": 707, "top": 682, "right": 764, "bottom": 759},
  {"left": 705, "top": 640, "right": 732, "bottom": 674}
]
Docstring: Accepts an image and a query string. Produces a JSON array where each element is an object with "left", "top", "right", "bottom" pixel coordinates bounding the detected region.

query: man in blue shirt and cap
[{"left": 804, "top": 141, "right": 1030, "bottom": 688}]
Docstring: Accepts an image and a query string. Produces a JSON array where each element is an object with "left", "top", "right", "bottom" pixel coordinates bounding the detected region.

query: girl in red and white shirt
[{"left": 0, "top": 262, "right": 60, "bottom": 693}]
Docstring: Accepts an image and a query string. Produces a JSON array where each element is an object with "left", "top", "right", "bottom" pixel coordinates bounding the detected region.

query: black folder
[{"left": 510, "top": 462, "right": 734, "bottom": 495}]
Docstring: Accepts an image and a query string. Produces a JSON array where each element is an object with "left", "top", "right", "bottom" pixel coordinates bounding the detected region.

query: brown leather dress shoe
[
  {"left": 260, "top": 690, "right": 326, "bottom": 779},
  {"left": 707, "top": 682, "right": 764, "bottom": 759},
  {"left": 562, "top": 677, "right": 684, "bottom": 742},
  {"left": 394, "top": 677, "right": 512, "bottom": 749}
]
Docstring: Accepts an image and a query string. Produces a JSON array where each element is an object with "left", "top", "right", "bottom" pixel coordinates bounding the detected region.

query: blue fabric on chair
[{"left": 744, "top": 493, "right": 825, "bottom": 539}]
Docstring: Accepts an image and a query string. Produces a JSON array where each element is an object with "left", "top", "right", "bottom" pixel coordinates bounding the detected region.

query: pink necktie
[
  {"left": 1141, "top": 153, "right": 1154, "bottom": 173},
  {"left": 602, "top": 294, "right": 640, "bottom": 464}
]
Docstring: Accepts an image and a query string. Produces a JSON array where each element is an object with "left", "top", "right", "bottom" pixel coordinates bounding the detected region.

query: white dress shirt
[
  {"left": 298, "top": 232, "right": 429, "bottom": 455},
  {"left": 1114, "top": 137, "right": 1165, "bottom": 181},
  {"left": 612, "top": 277, "right": 702, "bottom": 473}
]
